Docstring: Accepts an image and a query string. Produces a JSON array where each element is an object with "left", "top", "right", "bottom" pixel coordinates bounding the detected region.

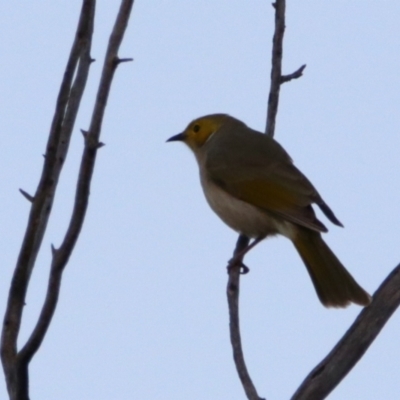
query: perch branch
[
  {"left": 227, "top": 1, "right": 307, "bottom": 399},
  {"left": 228, "top": 235, "right": 265, "bottom": 400}
]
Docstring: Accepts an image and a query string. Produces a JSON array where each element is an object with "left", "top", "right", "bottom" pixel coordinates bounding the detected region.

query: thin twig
[
  {"left": 227, "top": 235, "right": 265, "bottom": 400},
  {"left": 265, "top": 1, "right": 306, "bottom": 136},
  {"left": 19, "top": 0, "right": 135, "bottom": 366},
  {"left": 1, "top": 2, "right": 95, "bottom": 399},
  {"left": 265, "top": 0, "right": 286, "bottom": 137},
  {"left": 291, "top": 264, "right": 400, "bottom": 400}
]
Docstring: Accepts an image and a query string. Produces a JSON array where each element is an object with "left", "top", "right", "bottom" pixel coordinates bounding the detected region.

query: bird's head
[{"left": 167, "top": 114, "right": 229, "bottom": 152}]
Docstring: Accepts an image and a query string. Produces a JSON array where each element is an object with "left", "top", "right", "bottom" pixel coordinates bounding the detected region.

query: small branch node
[
  {"left": 89, "top": 57, "right": 96, "bottom": 63},
  {"left": 280, "top": 64, "right": 307, "bottom": 84},
  {"left": 83, "top": 134, "right": 105, "bottom": 150},
  {"left": 51, "top": 244, "right": 57, "bottom": 256},
  {"left": 81, "top": 129, "right": 103, "bottom": 149},
  {"left": 19, "top": 189, "right": 35, "bottom": 203}
]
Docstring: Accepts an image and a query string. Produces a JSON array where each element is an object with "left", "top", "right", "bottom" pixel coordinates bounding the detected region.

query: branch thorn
[
  {"left": 280, "top": 64, "right": 306, "bottom": 84},
  {"left": 115, "top": 57, "right": 133, "bottom": 65},
  {"left": 81, "top": 129, "right": 88, "bottom": 138},
  {"left": 19, "top": 189, "right": 35, "bottom": 202}
]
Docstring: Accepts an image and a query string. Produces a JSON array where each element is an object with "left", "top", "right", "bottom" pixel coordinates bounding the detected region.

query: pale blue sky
[{"left": 1, "top": 2, "right": 400, "bottom": 399}]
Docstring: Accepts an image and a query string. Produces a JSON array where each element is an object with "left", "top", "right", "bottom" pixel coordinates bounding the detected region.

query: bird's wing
[{"left": 206, "top": 130, "right": 327, "bottom": 232}]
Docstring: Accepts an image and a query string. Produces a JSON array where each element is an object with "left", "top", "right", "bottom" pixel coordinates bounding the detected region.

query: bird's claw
[
  {"left": 239, "top": 263, "right": 250, "bottom": 274},
  {"left": 227, "top": 259, "right": 250, "bottom": 274}
]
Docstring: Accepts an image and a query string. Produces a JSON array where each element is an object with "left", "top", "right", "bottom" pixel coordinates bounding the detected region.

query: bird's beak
[{"left": 166, "top": 132, "right": 185, "bottom": 142}]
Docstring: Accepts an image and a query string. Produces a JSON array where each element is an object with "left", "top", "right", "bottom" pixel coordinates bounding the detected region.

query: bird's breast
[{"left": 200, "top": 174, "right": 293, "bottom": 239}]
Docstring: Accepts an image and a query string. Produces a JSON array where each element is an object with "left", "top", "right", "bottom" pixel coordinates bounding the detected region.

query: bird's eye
[{"left": 193, "top": 124, "right": 200, "bottom": 133}]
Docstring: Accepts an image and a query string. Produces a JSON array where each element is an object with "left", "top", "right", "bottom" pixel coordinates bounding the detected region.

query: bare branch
[
  {"left": 265, "top": 1, "right": 306, "bottom": 136},
  {"left": 1, "top": 1, "right": 95, "bottom": 398},
  {"left": 265, "top": 0, "right": 286, "bottom": 137},
  {"left": 227, "top": 235, "right": 265, "bottom": 400},
  {"left": 18, "top": 0, "right": 135, "bottom": 367},
  {"left": 292, "top": 264, "right": 400, "bottom": 400}
]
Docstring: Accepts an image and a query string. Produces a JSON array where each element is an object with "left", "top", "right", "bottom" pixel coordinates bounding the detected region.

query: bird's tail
[{"left": 292, "top": 228, "right": 371, "bottom": 307}]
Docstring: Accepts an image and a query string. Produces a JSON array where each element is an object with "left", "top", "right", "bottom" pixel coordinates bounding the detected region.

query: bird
[{"left": 167, "top": 114, "right": 371, "bottom": 308}]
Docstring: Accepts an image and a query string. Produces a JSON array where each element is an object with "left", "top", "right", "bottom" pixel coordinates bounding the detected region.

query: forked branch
[
  {"left": 1, "top": 1, "right": 135, "bottom": 399},
  {"left": 1, "top": 2, "right": 95, "bottom": 398}
]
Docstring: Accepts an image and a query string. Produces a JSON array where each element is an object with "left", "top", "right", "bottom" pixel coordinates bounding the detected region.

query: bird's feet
[{"left": 227, "top": 257, "right": 250, "bottom": 274}]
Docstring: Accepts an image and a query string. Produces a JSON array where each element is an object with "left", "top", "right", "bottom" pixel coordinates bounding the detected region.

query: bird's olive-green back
[{"left": 204, "top": 118, "right": 327, "bottom": 232}]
